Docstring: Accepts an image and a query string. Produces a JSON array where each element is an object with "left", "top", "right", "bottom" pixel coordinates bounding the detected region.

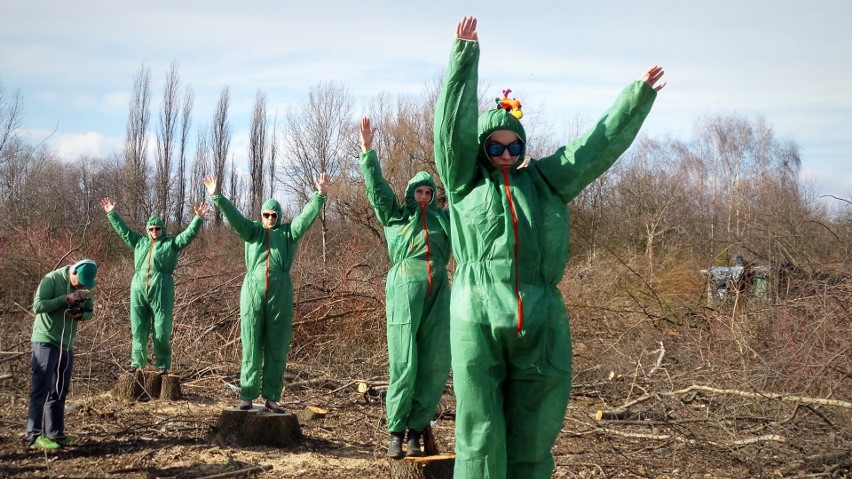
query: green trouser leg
[
  {"left": 260, "top": 289, "right": 292, "bottom": 402},
  {"left": 239, "top": 280, "right": 264, "bottom": 401},
  {"left": 385, "top": 275, "right": 421, "bottom": 433},
  {"left": 151, "top": 300, "right": 174, "bottom": 370},
  {"left": 129, "top": 284, "right": 153, "bottom": 369},
  {"left": 407, "top": 273, "right": 451, "bottom": 431}
]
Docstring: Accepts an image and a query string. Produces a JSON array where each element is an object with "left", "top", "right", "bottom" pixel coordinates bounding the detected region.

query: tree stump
[
  {"left": 159, "top": 374, "right": 182, "bottom": 400},
  {"left": 208, "top": 406, "right": 302, "bottom": 448},
  {"left": 112, "top": 370, "right": 183, "bottom": 401},
  {"left": 387, "top": 454, "right": 455, "bottom": 479},
  {"left": 113, "top": 369, "right": 146, "bottom": 401},
  {"left": 144, "top": 371, "right": 163, "bottom": 399},
  {"left": 387, "top": 425, "right": 453, "bottom": 479}
]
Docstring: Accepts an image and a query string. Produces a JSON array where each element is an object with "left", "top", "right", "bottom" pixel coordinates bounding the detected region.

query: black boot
[
  {"left": 387, "top": 432, "right": 405, "bottom": 459},
  {"left": 406, "top": 429, "right": 423, "bottom": 457}
]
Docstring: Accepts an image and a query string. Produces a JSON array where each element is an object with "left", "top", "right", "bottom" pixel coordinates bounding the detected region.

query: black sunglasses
[
  {"left": 262, "top": 212, "right": 277, "bottom": 219},
  {"left": 148, "top": 226, "right": 161, "bottom": 232},
  {"left": 486, "top": 142, "right": 523, "bottom": 157}
]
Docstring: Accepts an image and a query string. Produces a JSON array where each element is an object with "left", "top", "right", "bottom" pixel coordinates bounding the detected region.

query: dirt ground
[{"left": 1, "top": 357, "right": 849, "bottom": 479}]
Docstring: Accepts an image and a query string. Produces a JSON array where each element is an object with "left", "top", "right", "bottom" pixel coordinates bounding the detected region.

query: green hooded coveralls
[
  {"left": 212, "top": 193, "right": 325, "bottom": 402},
  {"left": 434, "top": 39, "right": 658, "bottom": 478},
  {"left": 359, "top": 150, "right": 452, "bottom": 434},
  {"left": 107, "top": 213, "right": 204, "bottom": 370}
]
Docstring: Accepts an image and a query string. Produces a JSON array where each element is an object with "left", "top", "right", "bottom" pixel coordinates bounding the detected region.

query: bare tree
[
  {"left": 175, "top": 84, "right": 194, "bottom": 228},
  {"left": 249, "top": 90, "right": 268, "bottom": 217},
  {"left": 124, "top": 64, "right": 152, "bottom": 224},
  {"left": 0, "top": 80, "right": 23, "bottom": 165},
  {"left": 190, "top": 125, "right": 210, "bottom": 207},
  {"left": 155, "top": 61, "right": 180, "bottom": 220},
  {"left": 211, "top": 87, "right": 231, "bottom": 226},
  {"left": 282, "top": 82, "right": 353, "bottom": 265},
  {"left": 268, "top": 113, "right": 278, "bottom": 201}
]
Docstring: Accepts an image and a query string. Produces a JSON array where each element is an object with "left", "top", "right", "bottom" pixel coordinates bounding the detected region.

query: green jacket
[
  {"left": 107, "top": 212, "right": 203, "bottom": 288},
  {"left": 32, "top": 266, "right": 94, "bottom": 350},
  {"left": 434, "top": 39, "right": 657, "bottom": 332},
  {"left": 360, "top": 150, "right": 451, "bottom": 272},
  {"left": 212, "top": 193, "right": 326, "bottom": 282}
]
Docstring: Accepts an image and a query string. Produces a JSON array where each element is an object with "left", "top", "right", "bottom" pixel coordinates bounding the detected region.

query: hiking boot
[
  {"left": 406, "top": 429, "right": 423, "bottom": 457},
  {"left": 30, "top": 435, "right": 61, "bottom": 450},
  {"left": 387, "top": 432, "right": 405, "bottom": 459}
]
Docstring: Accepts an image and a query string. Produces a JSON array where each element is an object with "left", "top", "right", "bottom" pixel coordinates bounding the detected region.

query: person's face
[
  {"left": 148, "top": 225, "right": 162, "bottom": 240},
  {"left": 69, "top": 274, "right": 82, "bottom": 289},
  {"left": 262, "top": 210, "right": 278, "bottom": 229},
  {"left": 414, "top": 186, "right": 433, "bottom": 206},
  {"left": 485, "top": 130, "right": 523, "bottom": 171}
]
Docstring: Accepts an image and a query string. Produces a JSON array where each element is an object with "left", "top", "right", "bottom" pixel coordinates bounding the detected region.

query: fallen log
[{"left": 296, "top": 405, "right": 328, "bottom": 423}]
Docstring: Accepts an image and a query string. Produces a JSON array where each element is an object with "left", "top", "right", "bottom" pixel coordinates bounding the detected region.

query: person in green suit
[
  {"left": 433, "top": 16, "right": 666, "bottom": 479},
  {"left": 204, "top": 173, "right": 329, "bottom": 413},
  {"left": 358, "top": 117, "right": 452, "bottom": 458},
  {"left": 101, "top": 197, "right": 208, "bottom": 374}
]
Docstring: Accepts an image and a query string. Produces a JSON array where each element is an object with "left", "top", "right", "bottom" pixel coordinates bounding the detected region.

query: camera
[{"left": 68, "top": 301, "right": 93, "bottom": 315}]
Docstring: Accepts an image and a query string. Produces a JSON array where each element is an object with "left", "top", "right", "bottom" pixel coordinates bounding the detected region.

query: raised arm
[
  {"left": 204, "top": 175, "right": 260, "bottom": 241},
  {"left": 102, "top": 197, "right": 144, "bottom": 248},
  {"left": 434, "top": 16, "right": 482, "bottom": 198},
  {"left": 358, "top": 117, "right": 407, "bottom": 226},
  {"left": 533, "top": 66, "right": 663, "bottom": 203},
  {"left": 173, "top": 202, "right": 207, "bottom": 250},
  {"left": 290, "top": 174, "right": 328, "bottom": 240}
]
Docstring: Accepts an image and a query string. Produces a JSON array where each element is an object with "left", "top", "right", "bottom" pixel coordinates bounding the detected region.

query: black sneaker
[{"left": 387, "top": 432, "right": 405, "bottom": 459}]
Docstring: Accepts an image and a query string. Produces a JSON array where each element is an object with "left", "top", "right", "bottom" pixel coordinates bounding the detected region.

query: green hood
[
  {"left": 405, "top": 171, "right": 437, "bottom": 211},
  {"left": 477, "top": 108, "right": 527, "bottom": 171},
  {"left": 146, "top": 215, "right": 166, "bottom": 236},
  {"left": 261, "top": 198, "right": 283, "bottom": 226}
]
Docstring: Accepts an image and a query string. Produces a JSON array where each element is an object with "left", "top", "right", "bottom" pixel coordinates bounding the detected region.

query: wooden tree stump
[
  {"left": 208, "top": 406, "right": 302, "bottom": 448},
  {"left": 144, "top": 371, "right": 163, "bottom": 399},
  {"left": 113, "top": 369, "right": 146, "bottom": 401},
  {"left": 387, "top": 454, "right": 455, "bottom": 479},
  {"left": 387, "top": 425, "right": 453, "bottom": 479},
  {"left": 159, "top": 374, "right": 182, "bottom": 400},
  {"left": 112, "top": 370, "right": 183, "bottom": 401}
]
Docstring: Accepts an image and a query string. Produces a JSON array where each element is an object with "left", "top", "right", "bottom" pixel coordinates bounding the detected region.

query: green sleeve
[
  {"left": 212, "top": 194, "right": 260, "bottom": 242},
  {"left": 173, "top": 214, "right": 204, "bottom": 250},
  {"left": 32, "top": 274, "right": 67, "bottom": 315},
  {"left": 359, "top": 150, "right": 406, "bottom": 226},
  {"left": 434, "top": 39, "right": 482, "bottom": 198},
  {"left": 290, "top": 192, "right": 326, "bottom": 240},
  {"left": 107, "top": 211, "right": 143, "bottom": 248},
  {"left": 533, "top": 81, "right": 657, "bottom": 203}
]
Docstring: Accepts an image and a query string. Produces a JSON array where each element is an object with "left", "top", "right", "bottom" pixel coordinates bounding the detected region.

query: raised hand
[
  {"left": 641, "top": 65, "right": 667, "bottom": 92},
  {"left": 315, "top": 172, "right": 330, "bottom": 196},
  {"left": 456, "top": 16, "right": 478, "bottom": 41},
  {"left": 360, "top": 117, "right": 377, "bottom": 153},
  {"left": 193, "top": 201, "right": 209, "bottom": 218},
  {"left": 203, "top": 175, "right": 218, "bottom": 196},
  {"left": 101, "top": 196, "right": 115, "bottom": 214}
]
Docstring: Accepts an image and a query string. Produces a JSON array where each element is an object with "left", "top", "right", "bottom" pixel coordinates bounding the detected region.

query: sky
[{"left": 1, "top": 0, "right": 851, "bottom": 203}]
